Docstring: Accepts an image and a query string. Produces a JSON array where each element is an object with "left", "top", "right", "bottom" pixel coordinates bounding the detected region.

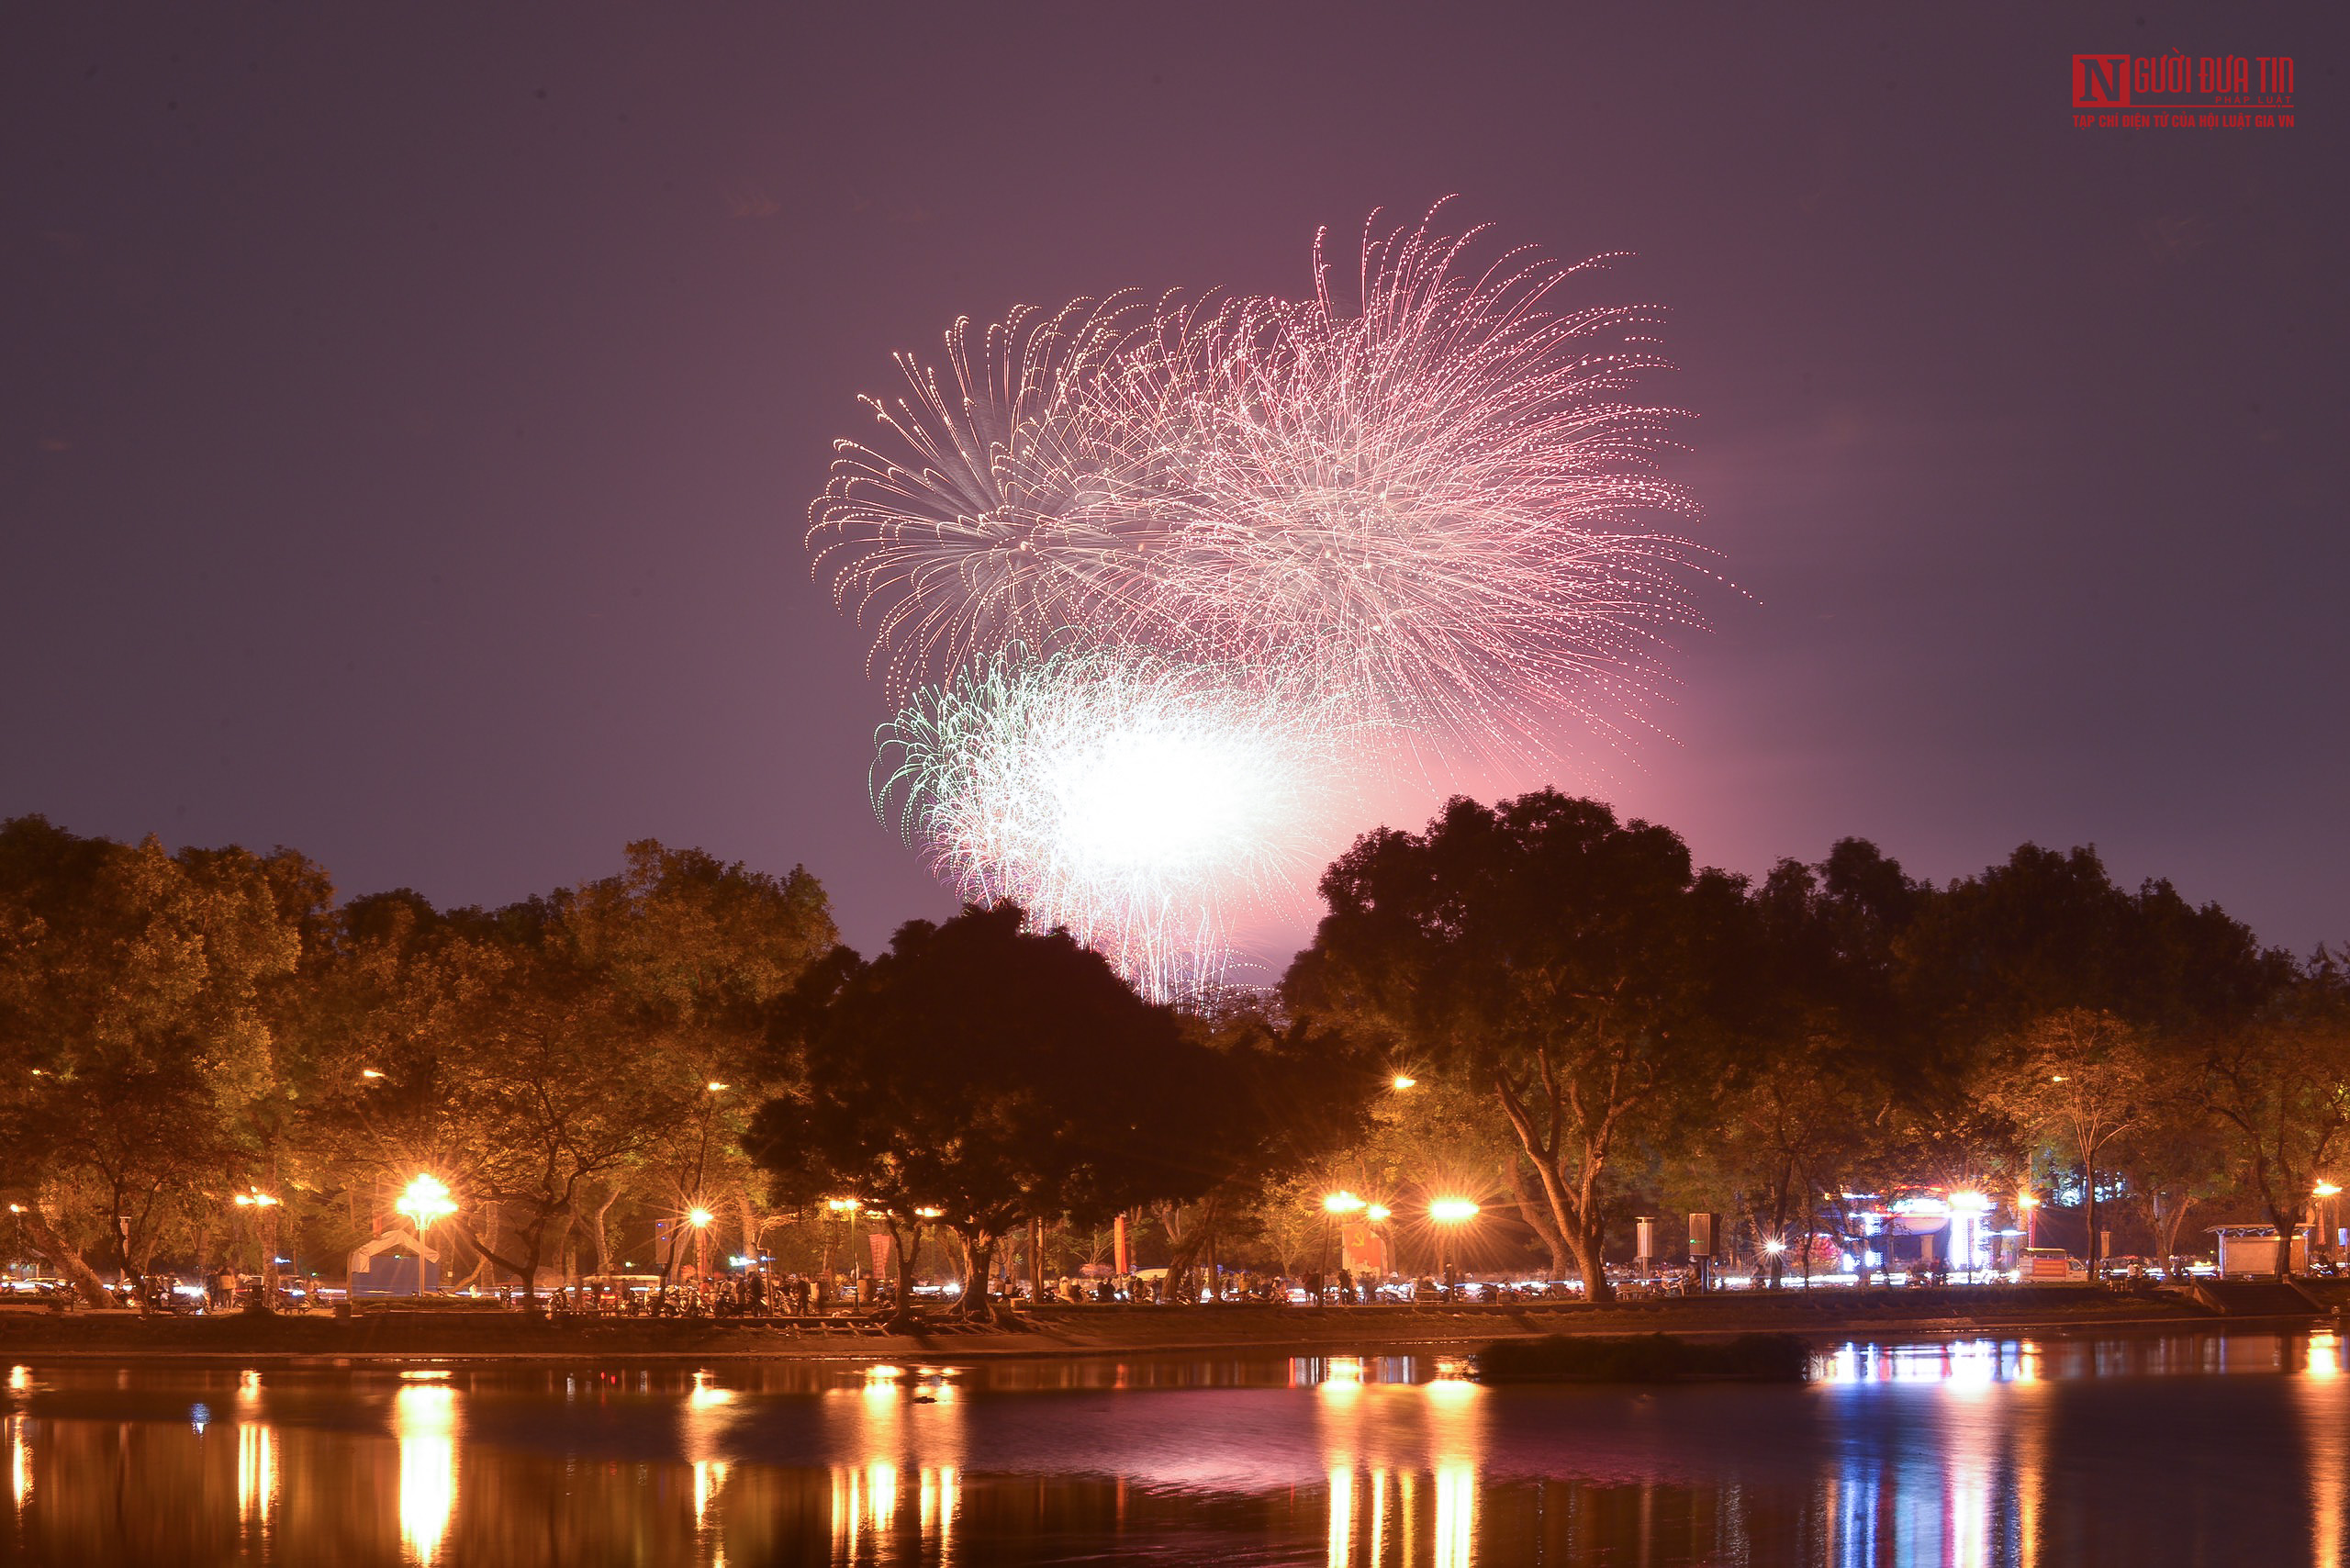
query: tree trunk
[
  {"left": 952, "top": 1230, "right": 997, "bottom": 1322},
  {"left": 2158, "top": 1193, "right": 2195, "bottom": 1262},
  {"left": 1565, "top": 1218, "right": 1608, "bottom": 1305},
  {"left": 22, "top": 1204, "right": 111, "bottom": 1307},
  {"left": 456, "top": 1210, "right": 551, "bottom": 1305},
  {"left": 1505, "top": 1159, "right": 1572, "bottom": 1280},
  {"left": 592, "top": 1186, "right": 621, "bottom": 1274},
  {"left": 882, "top": 1217, "right": 918, "bottom": 1332},
  {"left": 2083, "top": 1162, "right": 2100, "bottom": 1284}
]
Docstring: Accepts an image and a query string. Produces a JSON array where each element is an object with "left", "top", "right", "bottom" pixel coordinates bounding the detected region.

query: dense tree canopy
[
  {"left": 0, "top": 798, "right": 2337, "bottom": 1304},
  {"left": 747, "top": 902, "right": 1377, "bottom": 1317},
  {"left": 1284, "top": 791, "right": 1767, "bottom": 1301}
]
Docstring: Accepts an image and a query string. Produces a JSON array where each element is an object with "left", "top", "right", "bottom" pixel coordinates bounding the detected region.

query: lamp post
[
  {"left": 231, "top": 1188, "right": 282, "bottom": 1309},
  {"left": 2317, "top": 1182, "right": 2342, "bottom": 1269},
  {"left": 1429, "top": 1198, "right": 1479, "bottom": 1297},
  {"left": 1320, "top": 1192, "right": 1366, "bottom": 1301},
  {"left": 2018, "top": 1191, "right": 2040, "bottom": 1252},
  {"left": 826, "top": 1198, "right": 864, "bottom": 1297},
  {"left": 688, "top": 1207, "right": 714, "bottom": 1290},
  {"left": 396, "top": 1175, "right": 457, "bottom": 1297}
]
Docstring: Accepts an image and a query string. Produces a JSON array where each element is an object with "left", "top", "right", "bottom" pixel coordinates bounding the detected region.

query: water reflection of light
[
  {"left": 237, "top": 1423, "right": 275, "bottom": 1527},
  {"left": 2301, "top": 1334, "right": 2347, "bottom": 1568},
  {"left": 1369, "top": 1470, "right": 1387, "bottom": 1565},
  {"left": 1321, "top": 1357, "right": 1364, "bottom": 1403},
  {"left": 833, "top": 1467, "right": 857, "bottom": 1562},
  {"left": 7, "top": 1367, "right": 28, "bottom": 1394},
  {"left": 8, "top": 1416, "right": 28, "bottom": 1513},
  {"left": 689, "top": 1372, "right": 735, "bottom": 1409},
  {"left": 240, "top": 1369, "right": 263, "bottom": 1399},
  {"left": 919, "top": 1464, "right": 951, "bottom": 1533},
  {"left": 2015, "top": 1378, "right": 2048, "bottom": 1568},
  {"left": 1425, "top": 1375, "right": 1478, "bottom": 1407},
  {"left": 692, "top": 1459, "right": 728, "bottom": 1527},
  {"left": 1942, "top": 1404, "right": 1993, "bottom": 1566},
  {"left": 832, "top": 1463, "right": 906, "bottom": 1561},
  {"left": 396, "top": 1382, "right": 457, "bottom": 1565},
  {"left": 1327, "top": 1465, "right": 1353, "bottom": 1567},
  {"left": 1946, "top": 1339, "right": 1998, "bottom": 1394},
  {"left": 1433, "top": 1462, "right": 1474, "bottom": 1568}
]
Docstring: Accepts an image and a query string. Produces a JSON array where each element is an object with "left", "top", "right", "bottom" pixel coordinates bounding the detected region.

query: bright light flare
[
  {"left": 1429, "top": 1198, "right": 1480, "bottom": 1225},
  {"left": 879, "top": 646, "right": 1358, "bottom": 998},
  {"left": 820, "top": 207, "right": 1714, "bottom": 994},
  {"left": 397, "top": 1175, "right": 456, "bottom": 1231}
]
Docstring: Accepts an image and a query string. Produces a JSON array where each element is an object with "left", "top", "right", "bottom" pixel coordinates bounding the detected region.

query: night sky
[{"left": 5, "top": 7, "right": 2343, "bottom": 969}]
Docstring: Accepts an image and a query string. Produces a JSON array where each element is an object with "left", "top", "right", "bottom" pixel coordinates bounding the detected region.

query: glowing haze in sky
[
  {"left": 820, "top": 211, "right": 1707, "bottom": 995},
  {"left": 4, "top": 8, "right": 2339, "bottom": 971}
]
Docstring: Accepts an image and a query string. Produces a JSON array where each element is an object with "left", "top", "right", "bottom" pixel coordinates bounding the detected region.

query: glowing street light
[
  {"left": 2319, "top": 1182, "right": 2343, "bottom": 1264},
  {"left": 360, "top": 1069, "right": 386, "bottom": 1081},
  {"left": 397, "top": 1174, "right": 456, "bottom": 1230},
  {"left": 705, "top": 1081, "right": 729, "bottom": 1093},
  {"left": 229, "top": 1188, "right": 285, "bottom": 1308},
  {"left": 1390, "top": 1074, "right": 1417, "bottom": 1092},
  {"left": 1429, "top": 1197, "right": 1479, "bottom": 1292},
  {"left": 826, "top": 1198, "right": 867, "bottom": 1285},
  {"left": 2017, "top": 1190, "right": 2041, "bottom": 1249},
  {"left": 1366, "top": 1204, "right": 1391, "bottom": 1224},
  {"left": 393, "top": 1176, "right": 454, "bottom": 1297},
  {"left": 1316, "top": 1192, "right": 1369, "bottom": 1298}
]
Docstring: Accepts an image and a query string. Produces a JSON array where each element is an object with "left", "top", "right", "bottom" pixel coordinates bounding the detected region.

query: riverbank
[{"left": 4, "top": 1282, "right": 2329, "bottom": 1363}]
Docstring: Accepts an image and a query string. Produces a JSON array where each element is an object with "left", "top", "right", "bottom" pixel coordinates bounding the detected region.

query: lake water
[{"left": 5, "top": 1331, "right": 2347, "bottom": 1565}]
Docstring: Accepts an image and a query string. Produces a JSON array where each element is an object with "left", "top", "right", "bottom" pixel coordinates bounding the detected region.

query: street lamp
[
  {"left": 396, "top": 1175, "right": 457, "bottom": 1297},
  {"left": 2317, "top": 1182, "right": 2342, "bottom": 1266},
  {"left": 1319, "top": 1192, "right": 1367, "bottom": 1299},
  {"left": 1429, "top": 1197, "right": 1479, "bottom": 1294},
  {"left": 230, "top": 1188, "right": 284, "bottom": 1309},
  {"left": 2017, "top": 1191, "right": 2041, "bottom": 1252},
  {"left": 826, "top": 1198, "right": 865, "bottom": 1290},
  {"left": 1390, "top": 1074, "right": 1417, "bottom": 1092}
]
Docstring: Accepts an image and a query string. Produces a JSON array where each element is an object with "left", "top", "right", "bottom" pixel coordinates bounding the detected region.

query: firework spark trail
[
  {"left": 1089, "top": 217, "right": 1704, "bottom": 762},
  {"left": 816, "top": 205, "right": 1709, "bottom": 992},
  {"left": 810, "top": 295, "right": 1188, "bottom": 696},
  {"left": 877, "top": 647, "right": 1365, "bottom": 1001}
]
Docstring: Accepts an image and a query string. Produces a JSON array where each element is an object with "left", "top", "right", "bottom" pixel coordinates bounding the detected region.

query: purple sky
[{"left": 5, "top": 7, "right": 2343, "bottom": 965}]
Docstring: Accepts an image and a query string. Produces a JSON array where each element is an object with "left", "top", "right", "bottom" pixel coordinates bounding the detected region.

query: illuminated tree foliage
[
  {"left": 747, "top": 902, "right": 1373, "bottom": 1318},
  {"left": 1286, "top": 791, "right": 1763, "bottom": 1304}
]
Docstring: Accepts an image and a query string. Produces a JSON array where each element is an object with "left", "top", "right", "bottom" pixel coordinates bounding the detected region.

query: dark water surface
[{"left": 5, "top": 1331, "right": 2347, "bottom": 1565}]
